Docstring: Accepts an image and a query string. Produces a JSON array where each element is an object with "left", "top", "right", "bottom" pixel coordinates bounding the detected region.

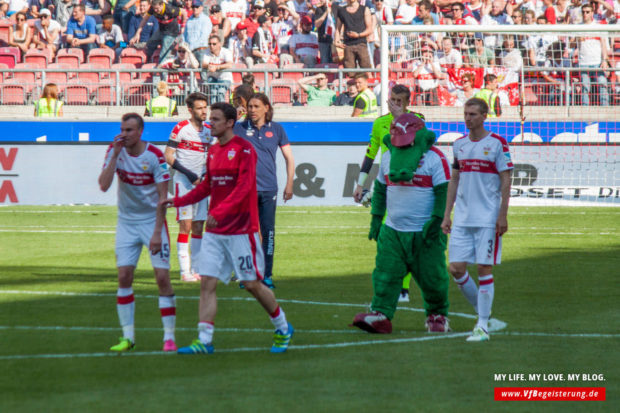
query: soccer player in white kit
[
  {"left": 441, "top": 98, "right": 513, "bottom": 342},
  {"left": 98, "top": 113, "right": 177, "bottom": 352},
  {"left": 164, "top": 92, "right": 215, "bottom": 282}
]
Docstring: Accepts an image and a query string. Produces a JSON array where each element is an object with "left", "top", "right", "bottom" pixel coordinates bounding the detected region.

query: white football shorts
[
  {"left": 115, "top": 218, "right": 171, "bottom": 269},
  {"left": 197, "top": 232, "right": 264, "bottom": 283},
  {"left": 174, "top": 173, "right": 208, "bottom": 222},
  {"left": 448, "top": 226, "right": 502, "bottom": 265}
]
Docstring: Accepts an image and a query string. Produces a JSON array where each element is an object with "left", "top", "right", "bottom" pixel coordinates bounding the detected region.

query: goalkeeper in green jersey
[{"left": 352, "top": 84, "right": 425, "bottom": 303}]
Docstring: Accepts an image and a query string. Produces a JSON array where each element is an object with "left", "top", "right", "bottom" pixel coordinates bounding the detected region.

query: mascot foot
[
  {"left": 351, "top": 312, "right": 392, "bottom": 334},
  {"left": 425, "top": 315, "right": 451, "bottom": 333}
]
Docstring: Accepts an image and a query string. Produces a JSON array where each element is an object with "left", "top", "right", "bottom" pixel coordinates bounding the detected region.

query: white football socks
[
  {"left": 454, "top": 271, "right": 479, "bottom": 313},
  {"left": 198, "top": 321, "right": 214, "bottom": 345},
  {"left": 477, "top": 274, "right": 495, "bottom": 331},
  {"left": 117, "top": 287, "right": 135, "bottom": 342},
  {"left": 159, "top": 295, "right": 176, "bottom": 342}
]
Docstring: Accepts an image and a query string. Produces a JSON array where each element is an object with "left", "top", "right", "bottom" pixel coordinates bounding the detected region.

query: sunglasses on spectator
[
  {"left": 452, "top": 7, "right": 463, "bottom": 11},
  {"left": 582, "top": 10, "right": 592, "bottom": 13},
  {"left": 254, "top": 6, "right": 263, "bottom": 9},
  {"left": 374, "top": 0, "right": 383, "bottom": 2},
  {"left": 209, "top": 42, "right": 219, "bottom": 45},
  {"left": 512, "top": 14, "right": 521, "bottom": 18},
  {"left": 178, "top": 50, "right": 186, "bottom": 53},
  {"left": 191, "top": 5, "right": 201, "bottom": 8}
]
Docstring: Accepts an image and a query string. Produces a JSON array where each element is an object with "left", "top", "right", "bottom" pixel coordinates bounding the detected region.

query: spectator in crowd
[
  {"left": 228, "top": 22, "right": 253, "bottom": 66},
  {"left": 262, "top": 0, "right": 278, "bottom": 18},
  {"left": 591, "top": 0, "right": 615, "bottom": 22},
  {"left": 97, "top": 14, "right": 124, "bottom": 58},
  {"left": 576, "top": 3, "right": 609, "bottom": 106},
  {"left": 526, "top": 16, "right": 557, "bottom": 67},
  {"left": 221, "top": 0, "right": 248, "bottom": 33},
  {"left": 412, "top": 44, "right": 446, "bottom": 105},
  {"left": 298, "top": 73, "right": 336, "bottom": 106},
  {"left": 394, "top": 0, "right": 417, "bottom": 24},
  {"left": 271, "top": 4, "right": 296, "bottom": 58},
  {"left": 438, "top": 36, "right": 463, "bottom": 69},
  {"left": 374, "top": 0, "right": 393, "bottom": 26},
  {"left": 540, "top": 40, "right": 570, "bottom": 105},
  {"left": 554, "top": 0, "right": 570, "bottom": 23},
  {"left": 567, "top": 0, "right": 583, "bottom": 23},
  {"left": 451, "top": 1, "right": 478, "bottom": 25},
  {"left": 500, "top": 34, "right": 523, "bottom": 73},
  {"left": 475, "top": 73, "right": 501, "bottom": 117},
  {"left": 112, "top": 0, "right": 135, "bottom": 34},
  {"left": 453, "top": 72, "right": 478, "bottom": 106},
  {"left": 8, "top": 0, "right": 28, "bottom": 16},
  {"left": 145, "top": 80, "right": 178, "bottom": 117},
  {"left": 131, "top": 0, "right": 183, "bottom": 64},
  {"left": 34, "top": 83, "right": 63, "bottom": 117},
  {"left": 184, "top": 0, "right": 212, "bottom": 64},
  {"left": 32, "top": 8, "right": 60, "bottom": 57},
  {"left": 159, "top": 42, "right": 199, "bottom": 99},
  {"left": 351, "top": 72, "right": 377, "bottom": 117},
  {"left": 481, "top": 0, "right": 512, "bottom": 25},
  {"left": 242, "top": 73, "right": 259, "bottom": 91},
  {"left": 541, "top": 0, "right": 557, "bottom": 24},
  {"left": 286, "top": 0, "right": 310, "bottom": 20},
  {"left": 0, "top": 0, "right": 9, "bottom": 21},
  {"left": 467, "top": 0, "right": 484, "bottom": 21},
  {"left": 334, "top": 78, "right": 358, "bottom": 106},
  {"left": 523, "top": 9, "right": 535, "bottom": 25},
  {"left": 202, "top": 34, "right": 234, "bottom": 104},
  {"left": 412, "top": 0, "right": 439, "bottom": 24},
  {"left": 242, "top": 0, "right": 266, "bottom": 39},
  {"left": 289, "top": 15, "right": 319, "bottom": 67},
  {"left": 232, "top": 83, "right": 254, "bottom": 119},
  {"left": 465, "top": 32, "right": 495, "bottom": 67},
  {"left": 127, "top": 0, "right": 158, "bottom": 49},
  {"left": 314, "top": 0, "right": 334, "bottom": 64},
  {"left": 335, "top": 0, "right": 373, "bottom": 69},
  {"left": 27, "top": 0, "right": 53, "bottom": 19},
  {"left": 251, "top": 14, "right": 276, "bottom": 64},
  {"left": 65, "top": 4, "right": 98, "bottom": 54},
  {"left": 84, "top": 0, "right": 111, "bottom": 27},
  {"left": 510, "top": 8, "right": 523, "bottom": 24},
  {"left": 209, "top": 4, "right": 231, "bottom": 43},
  {"left": 9, "top": 11, "right": 32, "bottom": 54}
]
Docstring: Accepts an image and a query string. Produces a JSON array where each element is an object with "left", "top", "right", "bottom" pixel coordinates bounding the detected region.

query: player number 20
[{"left": 238, "top": 255, "right": 253, "bottom": 271}]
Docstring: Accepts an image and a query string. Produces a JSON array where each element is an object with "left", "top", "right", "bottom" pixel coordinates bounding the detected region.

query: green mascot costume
[{"left": 352, "top": 113, "right": 451, "bottom": 333}]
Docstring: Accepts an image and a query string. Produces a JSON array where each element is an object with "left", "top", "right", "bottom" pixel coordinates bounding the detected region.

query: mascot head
[{"left": 385, "top": 113, "right": 436, "bottom": 183}]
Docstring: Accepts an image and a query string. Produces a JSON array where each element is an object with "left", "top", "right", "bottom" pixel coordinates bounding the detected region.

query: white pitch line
[{"left": 0, "top": 325, "right": 359, "bottom": 334}]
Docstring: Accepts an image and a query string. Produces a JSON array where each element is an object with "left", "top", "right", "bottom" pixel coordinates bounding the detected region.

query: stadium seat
[
  {"left": 95, "top": 83, "right": 118, "bottom": 105},
  {"left": 281, "top": 63, "right": 304, "bottom": 82},
  {"left": 124, "top": 82, "right": 150, "bottom": 105},
  {"left": 78, "top": 62, "right": 103, "bottom": 93},
  {"left": 0, "top": 62, "right": 6, "bottom": 82},
  {"left": 139, "top": 62, "right": 156, "bottom": 82},
  {"left": 111, "top": 63, "right": 135, "bottom": 92},
  {"left": 231, "top": 62, "right": 246, "bottom": 83},
  {"left": 88, "top": 48, "right": 115, "bottom": 68},
  {"left": 1, "top": 83, "right": 27, "bottom": 104},
  {"left": 12, "top": 63, "right": 37, "bottom": 94},
  {"left": 24, "top": 48, "right": 52, "bottom": 67},
  {"left": 45, "top": 63, "right": 70, "bottom": 85},
  {"left": 120, "top": 47, "right": 147, "bottom": 67},
  {"left": 56, "top": 48, "right": 84, "bottom": 66},
  {"left": 0, "top": 46, "right": 21, "bottom": 68},
  {"left": 0, "top": 22, "right": 10, "bottom": 47},
  {"left": 270, "top": 79, "right": 295, "bottom": 105},
  {"left": 254, "top": 63, "right": 277, "bottom": 80},
  {"left": 64, "top": 82, "right": 90, "bottom": 105}
]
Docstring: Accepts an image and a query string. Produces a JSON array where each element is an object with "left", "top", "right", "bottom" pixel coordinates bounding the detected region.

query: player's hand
[
  {"left": 440, "top": 216, "right": 452, "bottom": 234},
  {"left": 496, "top": 216, "right": 508, "bottom": 236},
  {"left": 149, "top": 233, "right": 162, "bottom": 255},
  {"left": 206, "top": 214, "right": 218, "bottom": 229},
  {"left": 360, "top": 189, "right": 372, "bottom": 207},
  {"left": 112, "top": 134, "right": 125, "bottom": 155},
  {"left": 283, "top": 183, "right": 293, "bottom": 203},
  {"left": 353, "top": 184, "right": 364, "bottom": 203},
  {"left": 158, "top": 198, "right": 175, "bottom": 209},
  {"left": 368, "top": 214, "right": 382, "bottom": 241},
  {"left": 388, "top": 98, "right": 404, "bottom": 118}
]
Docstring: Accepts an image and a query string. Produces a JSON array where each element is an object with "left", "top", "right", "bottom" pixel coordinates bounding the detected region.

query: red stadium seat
[
  {"left": 64, "top": 82, "right": 90, "bottom": 105},
  {"left": 231, "top": 62, "right": 247, "bottom": 83},
  {"left": 78, "top": 62, "right": 103, "bottom": 93},
  {"left": 45, "top": 63, "right": 70, "bottom": 85},
  {"left": 56, "top": 48, "right": 84, "bottom": 65},
  {"left": 281, "top": 63, "right": 304, "bottom": 82},
  {"left": 24, "top": 48, "right": 52, "bottom": 67},
  {"left": 124, "top": 82, "right": 150, "bottom": 105},
  {"left": 95, "top": 83, "right": 118, "bottom": 105},
  {"left": 12, "top": 63, "right": 37, "bottom": 93},
  {"left": 0, "top": 46, "right": 21, "bottom": 68},
  {"left": 120, "top": 48, "right": 147, "bottom": 67},
  {"left": 1, "top": 83, "right": 27, "bottom": 104},
  {"left": 314, "top": 63, "right": 338, "bottom": 82},
  {"left": 111, "top": 62, "right": 135, "bottom": 84},
  {"left": 254, "top": 63, "right": 277, "bottom": 80},
  {"left": 0, "top": 22, "right": 10, "bottom": 47},
  {"left": 88, "top": 48, "right": 115, "bottom": 68},
  {"left": 0, "top": 62, "right": 6, "bottom": 82},
  {"left": 270, "top": 79, "right": 295, "bottom": 104}
]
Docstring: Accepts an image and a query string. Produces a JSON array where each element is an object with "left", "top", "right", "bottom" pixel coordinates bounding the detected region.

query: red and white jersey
[
  {"left": 289, "top": 32, "right": 319, "bottom": 58},
  {"left": 169, "top": 120, "right": 214, "bottom": 175},
  {"left": 221, "top": 0, "right": 248, "bottom": 30},
  {"left": 578, "top": 22, "right": 608, "bottom": 66},
  {"left": 414, "top": 60, "right": 442, "bottom": 90},
  {"left": 103, "top": 142, "right": 170, "bottom": 222},
  {"left": 452, "top": 132, "right": 514, "bottom": 228},
  {"left": 174, "top": 136, "right": 259, "bottom": 235},
  {"left": 378, "top": 146, "right": 451, "bottom": 232}
]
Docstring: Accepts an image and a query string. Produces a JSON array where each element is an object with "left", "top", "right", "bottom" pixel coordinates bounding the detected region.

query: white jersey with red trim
[
  {"left": 452, "top": 132, "right": 514, "bottom": 228},
  {"left": 103, "top": 142, "right": 170, "bottom": 222},
  {"left": 289, "top": 32, "right": 319, "bottom": 58},
  {"left": 169, "top": 119, "right": 214, "bottom": 174},
  {"left": 221, "top": 0, "right": 248, "bottom": 31},
  {"left": 378, "top": 146, "right": 451, "bottom": 232}
]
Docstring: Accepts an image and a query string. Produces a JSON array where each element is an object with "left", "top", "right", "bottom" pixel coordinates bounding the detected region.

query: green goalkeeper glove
[{"left": 368, "top": 214, "right": 383, "bottom": 241}]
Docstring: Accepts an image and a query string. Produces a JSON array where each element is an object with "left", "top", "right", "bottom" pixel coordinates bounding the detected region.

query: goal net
[{"left": 379, "top": 24, "right": 619, "bottom": 206}]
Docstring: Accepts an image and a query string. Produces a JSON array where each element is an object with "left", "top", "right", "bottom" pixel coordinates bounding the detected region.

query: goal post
[{"left": 378, "top": 24, "right": 619, "bottom": 206}]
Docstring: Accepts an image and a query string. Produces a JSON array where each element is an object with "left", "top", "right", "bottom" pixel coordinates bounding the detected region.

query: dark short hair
[
  {"left": 242, "top": 73, "right": 255, "bottom": 85},
  {"left": 74, "top": 4, "right": 86, "bottom": 12},
  {"left": 418, "top": 0, "right": 432, "bottom": 10},
  {"left": 186, "top": 92, "right": 209, "bottom": 109},
  {"left": 102, "top": 14, "right": 114, "bottom": 21},
  {"left": 152, "top": 0, "right": 164, "bottom": 6},
  {"left": 248, "top": 93, "right": 274, "bottom": 123},
  {"left": 484, "top": 73, "right": 497, "bottom": 83},
  {"left": 233, "top": 84, "right": 254, "bottom": 105},
  {"left": 122, "top": 112, "right": 145, "bottom": 130},
  {"left": 391, "top": 84, "right": 411, "bottom": 101},
  {"left": 211, "top": 102, "right": 237, "bottom": 122},
  {"left": 353, "top": 72, "right": 368, "bottom": 80},
  {"left": 208, "top": 34, "right": 220, "bottom": 43},
  {"left": 464, "top": 97, "right": 489, "bottom": 115}
]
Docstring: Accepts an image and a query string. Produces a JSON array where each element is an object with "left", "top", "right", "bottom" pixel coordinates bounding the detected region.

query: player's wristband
[
  {"left": 172, "top": 160, "right": 199, "bottom": 183},
  {"left": 357, "top": 172, "right": 368, "bottom": 187}
]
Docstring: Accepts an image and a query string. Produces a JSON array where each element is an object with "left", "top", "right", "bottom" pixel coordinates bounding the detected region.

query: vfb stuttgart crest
[
  {"left": 483, "top": 145, "right": 491, "bottom": 156},
  {"left": 228, "top": 149, "right": 236, "bottom": 160}
]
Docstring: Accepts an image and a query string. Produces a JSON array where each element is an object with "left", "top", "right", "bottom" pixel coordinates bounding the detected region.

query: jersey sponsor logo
[
  {"left": 459, "top": 159, "right": 498, "bottom": 174},
  {"left": 385, "top": 174, "right": 433, "bottom": 187},
  {"left": 228, "top": 149, "right": 236, "bottom": 160},
  {"left": 178, "top": 140, "right": 206, "bottom": 152},
  {"left": 117, "top": 169, "right": 155, "bottom": 186}
]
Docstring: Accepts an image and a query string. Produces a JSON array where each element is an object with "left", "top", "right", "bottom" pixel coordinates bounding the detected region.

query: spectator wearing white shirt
[
  {"left": 97, "top": 14, "right": 124, "bottom": 59},
  {"left": 202, "top": 34, "right": 234, "bottom": 104},
  {"left": 577, "top": 3, "right": 609, "bottom": 106},
  {"left": 412, "top": 45, "right": 447, "bottom": 105},
  {"left": 394, "top": 0, "right": 416, "bottom": 24},
  {"left": 220, "top": 0, "right": 248, "bottom": 33},
  {"left": 289, "top": 15, "right": 319, "bottom": 67},
  {"left": 228, "top": 22, "right": 253, "bottom": 67},
  {"left": 33, "top": 8, "right": 60, "bottom": 57},
  {"left": 438, "top": 37, "right": 463, "bottom": 69},
  {"left": 8, "top": 0, "right": 28, "bottom": 16}
]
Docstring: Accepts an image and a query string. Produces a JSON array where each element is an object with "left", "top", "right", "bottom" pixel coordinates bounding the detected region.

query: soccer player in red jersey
[
  {"left": 99, "top": 113, "right": 177, "bottom": 353},
  {"left": 441, "top": 98, "right": 513, "bottom": 342},
  {"left": 160, "top": 102, "right": 293, "bottom": 354}
]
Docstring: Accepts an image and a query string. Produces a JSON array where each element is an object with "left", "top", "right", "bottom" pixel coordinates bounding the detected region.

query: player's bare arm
[
  {"left": 98, "top": 134, "right": 124, "bottom": 192},
  {"left": 150, "top": 181, "right": 169, "bottom": 255},
  {"left": 441, "top": 168, "right": 460, "bottom": 234},
  {"left": 496, "top": 169, "right": 511, "bottom": 236},
  {"left": 281, "top": 145, "right": 295, "bottom": 202}
]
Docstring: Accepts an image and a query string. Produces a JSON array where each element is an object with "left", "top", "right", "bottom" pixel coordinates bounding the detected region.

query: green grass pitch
[{"left": 0, "top": 206, "right": 618, "bottom": 412}]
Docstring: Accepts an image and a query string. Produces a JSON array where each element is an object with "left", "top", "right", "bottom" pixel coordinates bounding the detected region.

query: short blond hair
[{"left": 156, "top": 81, "right": 168, "bottom": 95}]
